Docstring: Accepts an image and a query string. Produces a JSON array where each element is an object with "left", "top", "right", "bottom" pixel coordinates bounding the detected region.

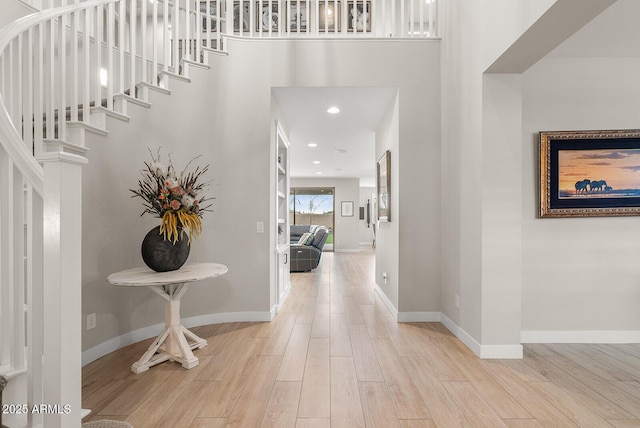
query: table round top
[{"left": 107, "top": 262, "right": 228, "bottom": 287}]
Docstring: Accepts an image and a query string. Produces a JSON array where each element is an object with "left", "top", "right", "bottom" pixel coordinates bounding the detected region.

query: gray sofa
[
  {"left": 290, "top": 225, "right": 329, "bottom": 272},
  {"left": 290, "top": 224, "right": 320, "bottom": 244}
]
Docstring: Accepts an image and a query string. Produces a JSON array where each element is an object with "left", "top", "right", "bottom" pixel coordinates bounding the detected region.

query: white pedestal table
[{"left": 107, "top": 262, "right": 228, "bottom": 373}]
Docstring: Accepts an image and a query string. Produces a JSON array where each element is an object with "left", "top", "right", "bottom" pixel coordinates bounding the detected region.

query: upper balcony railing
[{"left": 21, "top": 0, "right": 440, "bottom": 47}]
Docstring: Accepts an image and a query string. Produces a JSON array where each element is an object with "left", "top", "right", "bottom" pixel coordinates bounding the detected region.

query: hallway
[{"left": 82, "top": 249, "right": 640, "bottom": 427}]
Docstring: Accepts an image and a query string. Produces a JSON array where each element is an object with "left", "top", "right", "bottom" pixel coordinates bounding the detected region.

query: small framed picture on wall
[
  {"left": 377, "top": 150, "right": 391, "bottom": 222},
  {"left": 341, "top": 201, "right": 354, "bottom": 217}
]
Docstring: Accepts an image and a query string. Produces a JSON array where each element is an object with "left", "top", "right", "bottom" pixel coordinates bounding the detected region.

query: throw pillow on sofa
[{"left": 298, "top": 232, "right": 313, "bottom": 245}]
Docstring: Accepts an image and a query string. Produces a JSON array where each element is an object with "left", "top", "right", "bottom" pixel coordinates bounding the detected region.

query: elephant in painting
[
  {"left": 575, "top": 179, "right": 591, "bottom": 194},
  {"left": 590, "top": 180, "right": 607, "bottom": 192}
]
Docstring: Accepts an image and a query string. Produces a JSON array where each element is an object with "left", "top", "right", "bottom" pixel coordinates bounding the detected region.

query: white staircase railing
[{"left": 0, "top": 1, "right": 221, "bottom": 426}]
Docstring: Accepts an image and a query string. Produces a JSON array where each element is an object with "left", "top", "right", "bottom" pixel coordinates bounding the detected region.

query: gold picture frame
[{"left": 539, "top": 129, "right": 640, "bottom": 218}]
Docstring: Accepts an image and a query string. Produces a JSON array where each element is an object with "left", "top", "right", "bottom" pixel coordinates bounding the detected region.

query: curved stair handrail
[
  {"left": 0, "top": 0, "right": 117, "bottom": 197},
  {"left": 0, "top": 1, "right": 209, "bottom": 426}
]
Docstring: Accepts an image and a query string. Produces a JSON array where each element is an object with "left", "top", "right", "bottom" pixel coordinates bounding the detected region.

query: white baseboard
[
  {"left": 373, "top": 285, "right": 398, "bottom": 320},
  {"left": 273, "top": 284, "right": 292, "bottom": 315},
  {"left": 440, "top": 314, "right": 523, "bottom": 359},
  {"left": 521, "top": 330, "right": 640, "bottom": 344},
  {"left": 479, "top": 344, "right": 524, "bottom": 359},
  {"left": 397, "top": 311, "right": 441, "bottom": 322},
  {"left": 439, "top": 313, "right": 481, "bottom": 357},
  {"left": 334, "top": 249, "right": 360, "bottom": 253},
  {"left": 82, "top": 311, "right": 273, "bottom": 366},
  {"left": 373, "top": 288, "right": 521, "bottom": 358}
]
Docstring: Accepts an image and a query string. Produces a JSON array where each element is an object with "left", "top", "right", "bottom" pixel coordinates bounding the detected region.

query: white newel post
[{"left": 39, "top": 152, "right": 87, "bottom": 428}]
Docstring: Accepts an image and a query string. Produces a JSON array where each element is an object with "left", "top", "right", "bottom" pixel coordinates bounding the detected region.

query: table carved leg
[{"left": 131, "top": 282, "right": 208, "bottom": 374}]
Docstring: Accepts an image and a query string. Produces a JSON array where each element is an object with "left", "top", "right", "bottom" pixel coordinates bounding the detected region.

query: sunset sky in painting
[{"left": 558, "top": 149, "right": 640, "bottom": 193}]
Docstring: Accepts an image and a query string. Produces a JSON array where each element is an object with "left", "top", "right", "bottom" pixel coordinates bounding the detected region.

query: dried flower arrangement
[{"left": 130, "top": 148, "right": 212, "bottom": 243}]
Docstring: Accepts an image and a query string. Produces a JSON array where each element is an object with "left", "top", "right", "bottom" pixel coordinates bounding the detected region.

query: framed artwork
[
  {"left": 256, "top": 2, "right": 280, "bottom": 32},
  {"left": 341, "top": 201, "right": 354, "bottom": 217},
  {"left": 200, "top": 1, "right": 220, "bottom": 32},
  {"left": 319, "top": 1, "right": 340, "bottom": 32},
  {"left": 233, "top": 1, "right": 251, "bottom": 32},
  {"left": 288, "top": 1, "right": 308, "bottom": 32},
  {"left": 539, "top": 129, "right": 640, "bottom": 218},
  {"left": 347, "top": 1, "right": 371, "bottom": 32},
  {"left": 377, "top": 150, "right": 391, "bottom": 222}
]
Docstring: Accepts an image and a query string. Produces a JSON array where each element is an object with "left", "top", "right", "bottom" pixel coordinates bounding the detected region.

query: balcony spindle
[
  {"left": 70, "top": 9, "right": 79, "bottom": 123},
  {"left": 152, "top": 0, "right": 158, "bottom": 79},
  {"left": 141, "top": 0, "right": 147, "bottom": 81},
  {"left": 172, "top": 0, "right": 179, "bottom": 68},
  {"left": 24, "top": 29, "right": 34, "bottom": 152},
  {"left": 185, "top": 0, "right": 192, "bottom": 60},
  {"left": 163, "top": 0, "right": 169, "bottom": 72},
  {"left": 34, "top": 23, "right": 44, "bottom": 158},
  {"left": 46, "top": 20, "right": 54, "bottom": 140},
  {"left": 107, "top": 4, "right": 115, "bottom": 109},
  {"left": 59, "top": 13, "right": 67, "bottom": 140},
  {"left": 202, "top": 0, "right": 209, "bottom": 48},
  {"left": 118, "top": 0, "right": 125, "bottom": 94},
  {"left": 130, "top": 0, "right": 137, "bottom": 92},
  {"left": 83, "top": 9, "right": 90, "bottom": 116},
  {"left": 217, "top": 0, "right": 222, "bottom": 48},
  {"left": 194, "top": 1, "right": 202, "bottom": 61},
  {"left": 5, "top": 44, "right": 13, "bottom": 129},
  {"left": 15, "top": 38, "right": 23, "bottom": 138}
]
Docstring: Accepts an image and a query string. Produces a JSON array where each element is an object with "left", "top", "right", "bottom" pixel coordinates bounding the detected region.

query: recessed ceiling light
[
  {"left": 327, "top": 106, "right": 340, "bottom": 114},
  {"left": 307, "top": 143, "right": 318, "bottom": 147},
  {"left": 313, "top": 161, "right": 320, "bottom": 164},
  {"left": 316, "top": 172, "right": 323, "bottom": 175}
]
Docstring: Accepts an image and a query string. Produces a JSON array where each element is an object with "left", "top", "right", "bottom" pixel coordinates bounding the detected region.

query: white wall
[
  {"left": 442, "top": 0, "right": 636, "bottom": 354},
  {"left": 82, "top": 42, "right": 282, "bottom": 353},
  {"left": 521, "top": 36, "right": 640, "bottom": 338},
  {"left": 2, "top": 1, "right": 33, "bottom": 28},
  {"left": 440, "top": 0, "right": 557, "bottom": 349},
  {"left": 291, "top": 177, "right": 360, "bottom": 251},
  {"left": 438, "top": 0, "right": 626, "bottom": 355},
  {"left": 375, "top": 98, "right": 400, "bottom": 311},
  {"left": 81, "top": 38, "right": 441, "bottom": 359}
]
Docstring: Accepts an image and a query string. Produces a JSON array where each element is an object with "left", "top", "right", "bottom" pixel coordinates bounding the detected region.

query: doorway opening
[{"left": 290, "top": 187, "right": 335, "bottom": 251}]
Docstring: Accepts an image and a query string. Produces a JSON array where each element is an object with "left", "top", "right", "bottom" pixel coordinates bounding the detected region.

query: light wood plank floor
[{"left": 83, "top": 248, "right": 640, "bottom": 427}]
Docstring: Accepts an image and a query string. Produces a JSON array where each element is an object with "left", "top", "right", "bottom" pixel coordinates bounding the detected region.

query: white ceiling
[{"left": 273, "top": 87, "right": 398, "bottom": 188}]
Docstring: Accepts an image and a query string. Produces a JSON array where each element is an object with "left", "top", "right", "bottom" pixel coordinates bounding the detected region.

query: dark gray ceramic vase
[{"left": 141, "top": 226, "right": 190, "bottom": 272}]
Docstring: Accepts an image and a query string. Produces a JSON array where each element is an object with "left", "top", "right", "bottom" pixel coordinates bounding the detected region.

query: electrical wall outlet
[
  {"left": 455, "top": 294, "right": 460, "bottom": 309},
  {"left": 257, "top": 222, "right": 264, "bottom": 233},
  {"left": 87, "top": 313, "right": 97, "bottom": 330}
]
